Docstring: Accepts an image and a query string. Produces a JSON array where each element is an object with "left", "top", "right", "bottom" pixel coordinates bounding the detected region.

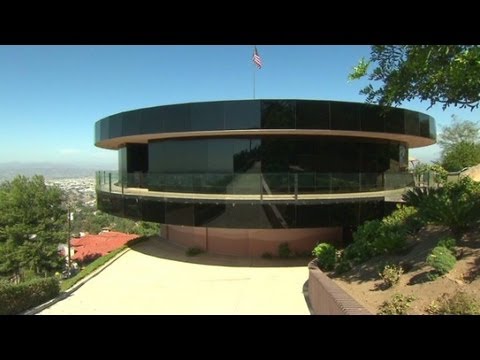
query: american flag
[{"left": 253, "top": 46, "right": 262, "bottom": 69}]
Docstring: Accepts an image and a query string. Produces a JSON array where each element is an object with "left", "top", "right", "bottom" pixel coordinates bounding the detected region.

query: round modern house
[{"left": 95, "top": 99, "right": 436, "bottom": 257}]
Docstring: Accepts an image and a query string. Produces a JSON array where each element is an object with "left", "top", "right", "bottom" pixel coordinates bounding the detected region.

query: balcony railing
[{"left": 96, "top": 171, "right": 414, "bottom": 197}]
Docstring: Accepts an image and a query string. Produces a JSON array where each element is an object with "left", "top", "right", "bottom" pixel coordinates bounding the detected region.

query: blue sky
[{"left": 0, "top": 45, "right": 477, "bottom": 169}]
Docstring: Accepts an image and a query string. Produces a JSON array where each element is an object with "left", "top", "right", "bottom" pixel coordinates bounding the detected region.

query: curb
[{"left": 23, "top": 247, "right": 131, "bottom": 315}]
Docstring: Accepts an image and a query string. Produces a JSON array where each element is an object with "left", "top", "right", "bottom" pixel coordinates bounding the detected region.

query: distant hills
[{"left": 0, "top": 162, "right": 115, "bottom": 182}]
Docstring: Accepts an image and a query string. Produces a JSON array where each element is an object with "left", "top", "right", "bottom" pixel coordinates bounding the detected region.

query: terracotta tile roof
[{"left": 71, "top": 231, "right": 139, "bottom": 262}]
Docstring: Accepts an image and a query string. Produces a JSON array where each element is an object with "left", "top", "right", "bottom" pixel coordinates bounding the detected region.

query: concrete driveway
[{"left": 39, "top": 238, "right": 311, "bottom": 315}]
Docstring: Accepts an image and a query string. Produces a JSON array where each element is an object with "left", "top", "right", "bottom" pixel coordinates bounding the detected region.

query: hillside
[{"left": 330, "top": 225, "right": 480, "bottom": 314}]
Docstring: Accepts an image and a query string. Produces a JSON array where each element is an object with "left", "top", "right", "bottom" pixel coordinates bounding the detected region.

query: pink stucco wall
[{"left": 164, "top": 225, "right": 342, "bottom": 257}]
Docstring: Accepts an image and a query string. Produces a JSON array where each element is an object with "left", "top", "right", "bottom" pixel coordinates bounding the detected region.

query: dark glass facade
[
  {"left": 140, "top": 136, "right": 405, "bottom": 194},
  {"left": 95, "top": 99, "right": 436, "bottom": 230},
  {"left": 97, "top": 191, "right": 388, "bottom": 229},
  {"left": 95, "top": 100, "right": 436, "bottom": 145}
]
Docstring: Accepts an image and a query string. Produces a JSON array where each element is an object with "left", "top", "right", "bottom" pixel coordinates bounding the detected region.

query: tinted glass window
[
  {"left": 194, "top": 203, "right": 227, "bottom": 226},
  {"left": 419, "top": 114, "right": 430, "bottom": 138},
  {"left": 429, "top": 116, "right": 436, "bottom": 139},
  {"left": 330, "top": 102, "right": 360, "bottom": 130},
  {"left": 165, "top": 201, "right": 194, "bottom": 226},
  {"left": 261, "top": 100, "right": 295, "bottom": 129},
  {"left": 163, "top": 104, "right": 189, "bottom": 132},
  {"left": 190, "top": 102, "right": 225, "bottom": 131},
  {"left": 224, "top": 101, "right": 260, "bottom": 130},
  {"left": 404, "top": 110, "right": 420, "bottom": 136},
  {"left": 122, "top": 111, "right": 140, "bottom": 136},
  {"left": 360, "top": 105, "right": 385, "bottom": 132},
  {"left": 296, "top": 100, "right": 330, "bottom": 129},
  {"left": 141, "top": 199, "right": 166, "bottom": 223},
  {"left": 109, "top": 116, "right": 122, "bottom": 138},
  {"left": 384, "top": 108, "right": 405, "bottom": 134},
  {"left": 139, "top": 106, "right": 164, "bottom": 134},
  {"left": 207, "top": 139, "right": 233, "bottom": 173}
]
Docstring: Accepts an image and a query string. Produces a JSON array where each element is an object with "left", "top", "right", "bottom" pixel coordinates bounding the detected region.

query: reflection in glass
[{"left": 261, "top": 100, "right": 295, "bottom": 129}]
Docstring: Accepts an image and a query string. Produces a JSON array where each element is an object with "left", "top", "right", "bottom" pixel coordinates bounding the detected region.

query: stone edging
[{"left": 307, "top": 260, "right": 371, "bottom": 315}]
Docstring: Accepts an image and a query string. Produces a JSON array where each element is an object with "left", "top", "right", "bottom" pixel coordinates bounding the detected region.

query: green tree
[
  {"left": 0, "top": 176, "right": 66, "bottom": 280},
  {"left": 349, "top": 45, "right": 480, "bottom": 110},
  {"left": 436, "top": 115, "right": 480, "bottom": 171},
  {"left": 442, "top": 141, "right": 480, "bottom": 171},
  {"left": 438, "top": 115, "right": 480, "bottom": 152}
]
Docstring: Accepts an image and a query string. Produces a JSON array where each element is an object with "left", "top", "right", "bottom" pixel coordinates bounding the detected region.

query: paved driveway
[{"left": 39, "top": 238, "right": 311, "bottom": 315}]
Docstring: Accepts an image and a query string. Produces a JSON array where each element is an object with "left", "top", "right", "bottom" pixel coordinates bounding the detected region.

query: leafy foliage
[
  {"left": 441, "top": 141, "right": 480, "bottom": 172},
  {"left": 429, "top": 164, "right": 448, "bottom": 187},
  {"left": 402, "top": 186, "right": 436, "bottom": 208},
  {"left": 438, "top": 115, "right": 480, "bottom": 152},
  {"left": 71, "top": 205, "right": 160, "bottom": 237},
  {"left": 349, "top": 45, "right": 480, "bottom": 110},
  {"left": 435, "top": 115, "right": 480, "bottom": 171},
  {"left": 186, "top": 247, "right": 204, "bottom": 256},
  {"left": 312, "top": 243, "right": 336, "bottom": 271},
  {"left": 340, "top": 205, "right": 416, "bottom": 267},
  {"left": 427, "top": 292, "right": 480, "bottom": 315},
  {"left": 0, "top": 277, "right": 60, "bottom": 315},
  {"left": 416, "top": 177, "right": 480, "bottom": 238},
  {"left": 0, "top": 176, "right": 66, "bottom": 279},
  {"left": 278, "top": 242, "right": 292, "bottom": 258},
  {"left": 427, "top": 246, "right": 456, "bottom": 276},
  {"left": 437, "top": 237, "right": 456, "bottom": 251},
  {"left": 378, "top": 293, "right": 415, "bottom": 315},
  {"left": 379, "top": 263, "right": 403, "bottom": 288},
  {"left": 411, "top": 162, "right": 430, "bottom": 186}
]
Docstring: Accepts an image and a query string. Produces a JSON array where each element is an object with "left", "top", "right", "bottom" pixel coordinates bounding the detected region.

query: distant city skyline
[{"left": 0, "top": 45, "right": 477, "bottom": 168}]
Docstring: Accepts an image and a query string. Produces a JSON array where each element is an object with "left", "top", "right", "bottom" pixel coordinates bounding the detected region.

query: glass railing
[{"left": 96, "top": 171, "right": 414, "bottom": 196}]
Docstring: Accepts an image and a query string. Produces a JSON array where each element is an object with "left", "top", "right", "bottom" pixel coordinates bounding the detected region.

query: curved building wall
[
  {"left": 94, "top": 99, "right": 435, "bottom": 256},
  {"left": 95, "top": 100, "right": 436, "bottom": 148}
]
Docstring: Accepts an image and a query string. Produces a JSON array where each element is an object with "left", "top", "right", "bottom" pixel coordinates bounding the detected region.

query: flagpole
[{"left": 253, "top": 45, "right": 256, "bottom": 99}]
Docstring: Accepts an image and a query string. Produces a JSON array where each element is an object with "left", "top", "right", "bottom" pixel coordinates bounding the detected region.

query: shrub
[
  {"left": 378, "top": 293, "right": 415, "bottom": 315},
  {"left": 429, "top": 164, "right": 448, "bottom": 186},
  {"left": 0, "top": 277, "right": 60, "bottom": 315},
  {"left": 312, "top": 243, "right": 336, "bottom": 271},
  {"left": 426, "top": 246, "right": 456, "bottom": 276},
  {"left": 379, "top": 263, "right": 403, "bottom": 288},
  {"left": 278, "top": 243, "right": 291, "bottom": 258},
  {"left": 79, "top": 253, "right": 102, "bottom": 265},
  {"left": 382, "top": 205, "right": 424, "bottom": 235},
  {"left": 416, "top": 177, "right": 480, "bottom": 238},
  {"left": 335, "top": 259, "right": 352, "bottom": 274},
  {"left": 402, "top": 186, "right": 435, "bottom": 208},
  {"left": 437, "top": 237, "right": 456, "bottom": 251},
  {"left": 261, "top": 252, "right": 273, "bottom": 259},
  {"left": 186, "top": 247, "right": 204, "bottom": 257},
  {"left": 427, "top": 292, "right": 480, "bottom": 315}
]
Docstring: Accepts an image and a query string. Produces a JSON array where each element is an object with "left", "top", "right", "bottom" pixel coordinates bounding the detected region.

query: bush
[
  {"left": 437, "top": 237, "right": 456, "bottom": 251},
  {"left": 402, "top": 186, "right": 435, "bottom": 208},
  {"left": 0, "top": 277, "right": 60, "bottom": 315},
  {"left": 382, "top": 205, "right": 424, "bottom": 235},
  {"left": 378, "top": 293, "right": 415, "bottom": 315},
  {"left": 186, "top": 247, "right": 204, "bottom": 257},
  {"left": 427, "top": 292, "right": 480, "bottom": 315},
  {"left": 426, "top": 246, "right": 456, "bottom": 276},
  {"left": 261, "top": 252, "right": 273, "bottom": 259},
  {"left": 278, "top": 243, "right": 291, "bottom": 258},
  {"left": 416, "top": 178, "right": 480, "bottom": 238},
  {"left": 379, "top": 263, "right": 403, "bottom": 288},
  {"left": 335, "top": 258, "right": 352, "bottom": 274},
  {"left": 312, "top": 243, "right": 336, "bottom": 271}
]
